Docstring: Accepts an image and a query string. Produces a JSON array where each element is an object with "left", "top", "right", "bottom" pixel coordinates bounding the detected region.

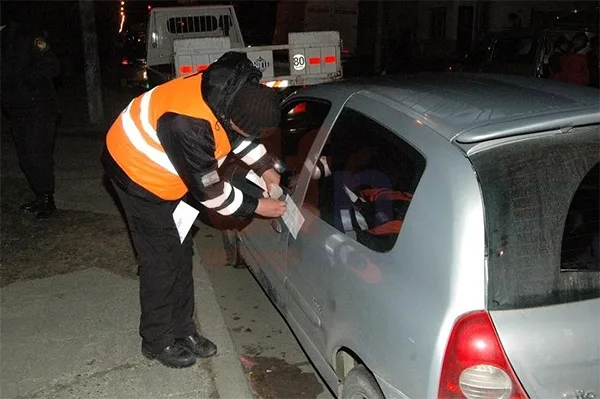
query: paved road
[
  {"left": 1, "top": 128, "right": 335, "bottom": 399},
  {"left": 0, "top": 132, "right": 253, "bottom": 399},
  {"left": 195, "top": 224, "right": 335, "bottom": 399}
]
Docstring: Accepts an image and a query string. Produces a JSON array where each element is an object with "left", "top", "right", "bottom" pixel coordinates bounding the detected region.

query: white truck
[{"left": 145, "top": 4, "right": 343, "bottom": 91}]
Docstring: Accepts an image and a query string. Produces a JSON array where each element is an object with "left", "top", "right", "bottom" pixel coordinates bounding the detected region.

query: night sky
[{"left": 1, "top": 0, "right": 278, "bottom": 74}]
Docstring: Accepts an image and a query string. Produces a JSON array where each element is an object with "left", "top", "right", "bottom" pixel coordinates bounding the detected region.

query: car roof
[{"left": 296, "top": 73, "right": 600, "bottom": 144}]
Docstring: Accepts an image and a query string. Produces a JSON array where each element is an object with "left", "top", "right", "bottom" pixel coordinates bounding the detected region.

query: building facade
[{"left": 413, "top": 0, "right": 598, "bottom": 58}]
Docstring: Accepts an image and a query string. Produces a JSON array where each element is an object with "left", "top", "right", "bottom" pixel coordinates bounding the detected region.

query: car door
[
  {"left": 284, "top": 94, "right": 428, "bottom": 358},
  {"left": 237, "top": 98, "right": 335, "bottom": 310}
]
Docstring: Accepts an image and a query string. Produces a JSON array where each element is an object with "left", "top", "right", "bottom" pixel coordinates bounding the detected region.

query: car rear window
[
  {"left": 167, "top": 15, "right": 224, "bottom": 34},
  {"left": 470, "top": 126, "right": 599, "bottom": 310}
]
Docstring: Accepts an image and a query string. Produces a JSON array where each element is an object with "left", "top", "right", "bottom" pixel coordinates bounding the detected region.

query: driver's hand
[
  {"left": 261, "top": 168, "right": 281, "bottom": 187},
  {"left": 256, "top": 198, "right": 287, "bottom": 218}
]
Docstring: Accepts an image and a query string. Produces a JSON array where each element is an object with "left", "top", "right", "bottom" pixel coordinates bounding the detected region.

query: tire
[
  {"left": 222, "top": 230, "right": 245, "bottom": 269},
  {"left": 341, "top": 365, "right": 385, "bottom": 399}
]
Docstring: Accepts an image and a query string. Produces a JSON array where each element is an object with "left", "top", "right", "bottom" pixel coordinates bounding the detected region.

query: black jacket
[{"left": 1, "top": 23, "right": 60, "bottom": 110}]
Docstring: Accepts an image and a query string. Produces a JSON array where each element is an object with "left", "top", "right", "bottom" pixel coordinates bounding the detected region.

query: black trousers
[
  {"left": 9, "top": 104, "right": 58, "bottom": 196},
  {"left": 111, "top": 181, "right": 197, "bottom": 352}
]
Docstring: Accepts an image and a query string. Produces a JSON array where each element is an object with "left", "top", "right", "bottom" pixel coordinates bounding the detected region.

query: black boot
[
  {"left": 35, "top": 194, "right": 56, "bottom": 220},
  {"left": 142, "top": 344, "right": 197, "bottom": 368},
  {"left": 175, "top": 333, "right": 217, "bottom": 358},
  {"left": 20, "top": 196, "right": 45, "bottom": 213}
]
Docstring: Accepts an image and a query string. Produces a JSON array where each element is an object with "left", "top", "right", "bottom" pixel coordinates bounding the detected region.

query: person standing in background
[
  {"left": 1, "top": 18, "right": 61, "bottom": 220},
  {"left": 560, "top": 31, "right": 591, "bottom": 86}
]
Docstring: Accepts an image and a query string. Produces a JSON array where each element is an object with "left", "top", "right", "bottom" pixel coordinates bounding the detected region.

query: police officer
[
  {"left": 102, "top": 52, "right": 286, "bottom": 369},
  {"left": 1, "top": 19, "right": 60, "bottom": 220}
]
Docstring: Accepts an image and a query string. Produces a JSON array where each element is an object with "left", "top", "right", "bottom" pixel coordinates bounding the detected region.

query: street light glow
[
  {"left": 119, "top": 14, "right": 125, "bottom": 33},
  {"left": 119, "top": 0, "right": 126, "bottom": 33}
]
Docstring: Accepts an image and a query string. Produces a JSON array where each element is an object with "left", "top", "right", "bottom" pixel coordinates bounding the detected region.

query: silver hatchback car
[{"left": 221, "top": 74, "right": 600, "bottom": 399}]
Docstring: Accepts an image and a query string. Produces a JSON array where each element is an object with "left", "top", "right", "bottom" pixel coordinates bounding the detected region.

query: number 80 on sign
[{"left": 292, "top": 54, "right": 306, "bottom": 71}]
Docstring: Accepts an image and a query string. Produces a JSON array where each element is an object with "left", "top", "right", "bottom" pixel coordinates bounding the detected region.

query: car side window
[
  {"left": 303, "top": 108, "right": 426, "bottom": 253},
  {"left": 492, "top": 37, "right": 537, "bottom": 64},
  {"left": 266, "top": 100, "right": 331, "bottom": 191}
]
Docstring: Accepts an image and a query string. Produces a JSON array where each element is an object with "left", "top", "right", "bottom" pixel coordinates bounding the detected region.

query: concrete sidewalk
[{"left": 0, "top": 133, "right": 253, "bottom": 399}]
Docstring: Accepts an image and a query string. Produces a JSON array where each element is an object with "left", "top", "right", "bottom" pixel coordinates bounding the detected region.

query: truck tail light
[
  {"left": 179, "top": 65, "right": 193, "bottom": 74},
  {"left": 307, "top": 55, "right": 336, "bottom": 65},
  {"left": 438, "top": 311, "right": 528, "bottom": 399}
]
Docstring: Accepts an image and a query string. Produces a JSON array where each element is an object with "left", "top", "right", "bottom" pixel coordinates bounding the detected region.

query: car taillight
[
  {"left": 289, "top": 103, "right": 306, "bottom": 114},
  {"left": 438, "top": 311, "right": 528, "bottom": 399}
]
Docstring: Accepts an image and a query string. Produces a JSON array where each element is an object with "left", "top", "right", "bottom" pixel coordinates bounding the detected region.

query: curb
[{"left": 192, "top": 239, "right": 254, "bottom": 399}]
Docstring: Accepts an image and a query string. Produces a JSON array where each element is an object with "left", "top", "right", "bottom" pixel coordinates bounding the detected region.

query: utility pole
[
  {"left": 79, "top": 0, "right": 104, "bottom": 125},
  {"left": 373, "top": 0, "right": 384, "bottom": 74}
]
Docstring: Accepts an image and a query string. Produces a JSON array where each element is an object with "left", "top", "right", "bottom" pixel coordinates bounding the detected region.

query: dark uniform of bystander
[{"left": 1, "top": 19, "right": 60, "bottom": 220}]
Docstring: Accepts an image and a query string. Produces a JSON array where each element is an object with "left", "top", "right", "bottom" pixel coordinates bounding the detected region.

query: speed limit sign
[{"left": 292, "top": 53, "right": 306, "bottom": 71}]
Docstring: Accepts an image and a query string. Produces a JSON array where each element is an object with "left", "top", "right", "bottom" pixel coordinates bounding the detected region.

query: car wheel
[
  {"left": 222, "top": 230, "right": 245, "bottom": 269},
  {"left": 341, "top": 365, "right": 385, "bottom": 399}
]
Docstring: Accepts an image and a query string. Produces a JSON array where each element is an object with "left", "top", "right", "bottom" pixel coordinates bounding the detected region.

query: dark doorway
[{"left": 457, "top": 5, "right": 474, "bottom": 53}]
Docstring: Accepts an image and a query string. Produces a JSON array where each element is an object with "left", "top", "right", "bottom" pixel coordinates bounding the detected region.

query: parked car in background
[
  {"left": 454, "top": 27, "right": 599, "bottom": 88},
  {"left": 117, "top": 23, "right": 148, "bottom": 88},
  {"left": 220, "top": 73, "right": 600, "bottom": 398}
]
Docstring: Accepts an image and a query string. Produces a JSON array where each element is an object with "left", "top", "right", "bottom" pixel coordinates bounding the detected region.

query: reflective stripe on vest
[{"left": 106, "top": 73, "right": 231, "bottom": 200}]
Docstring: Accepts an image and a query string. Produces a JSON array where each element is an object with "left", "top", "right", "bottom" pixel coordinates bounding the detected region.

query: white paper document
[
  {"left": 245, "top": 170, "right": 267, "bottom": 192},
  {"left": 244, "top": 173, "right": 303, "bottom": 238},
  {"left": 268, "top": 184, "right": 284, "bottom": 199},
  {"left": 172, "top": 200, "right": 200, "bottom": 243},
  {"left": 282, "top": 194, "right": 305, "bottom": 239}
]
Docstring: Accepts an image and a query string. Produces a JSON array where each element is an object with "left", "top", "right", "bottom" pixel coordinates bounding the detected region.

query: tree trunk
[
  {"left": 79, "top": 0, "right": 104, "bottom": 125},
  {"left": 373, "top": 0, "right": 384, "bottom": 74}
]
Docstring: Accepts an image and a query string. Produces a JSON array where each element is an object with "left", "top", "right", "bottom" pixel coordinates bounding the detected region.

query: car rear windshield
[{"left": 470, "top": 126, "right": 599, "bottom": 310}]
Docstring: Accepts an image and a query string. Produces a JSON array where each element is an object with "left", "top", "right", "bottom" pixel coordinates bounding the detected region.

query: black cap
[{"left": 229, "top": 81, "right": 280, "bottom": 137}]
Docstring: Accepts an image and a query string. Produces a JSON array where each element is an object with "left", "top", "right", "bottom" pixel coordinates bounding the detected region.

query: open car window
[
  {"left": 268, "top": 99, "right": 332, "bottom": 192},
  {"left": 303, "top": 107, "right": 426, "bottom": 253}
]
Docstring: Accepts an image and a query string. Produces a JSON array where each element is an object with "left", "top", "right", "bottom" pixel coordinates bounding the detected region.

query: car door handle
[{"left": 271, "top": 219, "right": 282, "bottom": 234}]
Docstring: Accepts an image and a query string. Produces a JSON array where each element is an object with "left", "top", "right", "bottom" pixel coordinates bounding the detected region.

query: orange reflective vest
[{"left": 106, "top": 73, "right": 231, "bottom": 200}]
